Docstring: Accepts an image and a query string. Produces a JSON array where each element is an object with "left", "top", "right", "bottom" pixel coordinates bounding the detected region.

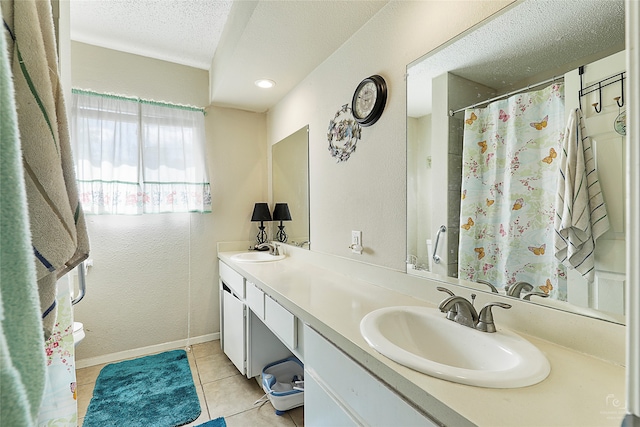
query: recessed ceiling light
[{"left": 255, "top": 79, "right": 276, "bottom": 89}]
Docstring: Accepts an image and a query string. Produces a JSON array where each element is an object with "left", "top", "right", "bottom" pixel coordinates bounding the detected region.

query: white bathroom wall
[
  {"left": 71, "top": 43, "right": 267, "bottom": 362},
  {"left": 266, "top": 0, "right": 512, "bottom": 270},
  {"left": 71, "top": 41, "right": 209, "bottom": 105}
]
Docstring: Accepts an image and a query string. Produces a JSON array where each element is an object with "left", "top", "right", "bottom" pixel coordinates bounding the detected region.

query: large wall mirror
[
  {"left": 407, "top": 0, "right": 626, "bottom": 324},
  {"left": 272, "top": 125, "right": 310, "bottom": 248}
]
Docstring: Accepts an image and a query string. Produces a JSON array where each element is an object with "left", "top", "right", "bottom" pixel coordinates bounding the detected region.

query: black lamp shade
[
  {"left": 273, "top": 203, "right": 292, "bottom": 221},
  {"left": 251, "top": 203, "right": 272, "bottom": 222}
]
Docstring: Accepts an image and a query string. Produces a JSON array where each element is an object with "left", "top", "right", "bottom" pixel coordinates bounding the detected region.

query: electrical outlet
[
  {"left": 351, "top": 230, "right": 361, "bottom": 246},
  {"left": 350, "top": 230, "right": 363, "bottom": 254}
]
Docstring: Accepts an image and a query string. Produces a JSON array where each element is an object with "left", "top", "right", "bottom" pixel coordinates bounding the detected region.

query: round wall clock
[{"left": 351, "top": 74, "right": 387, "bottom": 127}]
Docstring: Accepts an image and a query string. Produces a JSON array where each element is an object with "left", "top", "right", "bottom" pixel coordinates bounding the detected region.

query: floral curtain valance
[{"left": 71, "top": 89, "right": 211, "bottom": 214}]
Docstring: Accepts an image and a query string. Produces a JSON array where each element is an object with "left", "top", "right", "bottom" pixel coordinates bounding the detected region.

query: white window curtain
[{"left": 71, "top": 90, "right": 211, "bottom": 214}]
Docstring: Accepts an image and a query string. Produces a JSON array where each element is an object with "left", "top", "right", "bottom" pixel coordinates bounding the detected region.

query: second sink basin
[
  {"left": 230, "top": 252, "right": 285, "bottom": 263},
  {"left": 360, "top": 306, "right": 550, "bottom": 388}
]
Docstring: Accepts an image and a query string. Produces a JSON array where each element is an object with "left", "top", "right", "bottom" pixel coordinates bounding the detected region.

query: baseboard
[{"left": 75, "top": 332, "right": 220, "bottom": 369}]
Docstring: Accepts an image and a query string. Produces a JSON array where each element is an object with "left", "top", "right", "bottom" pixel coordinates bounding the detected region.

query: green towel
[
  {"left": 1, "top": 3, "right": 46, "bottom": 425},
  {"left": 5, "top": 0, "right": 90, "bottom": 338}
]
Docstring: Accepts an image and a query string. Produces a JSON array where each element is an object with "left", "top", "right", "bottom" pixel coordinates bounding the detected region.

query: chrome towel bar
[{"left": 72, "top": 261, "right": 87, "bottom": 305}]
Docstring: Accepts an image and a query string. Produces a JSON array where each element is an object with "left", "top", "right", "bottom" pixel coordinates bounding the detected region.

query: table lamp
[
  {"left": 251, "top": 202, "right": 272, "bottom": 247},
  {"left": 272, "top": 203, "right": 292, "bottom": 243}
]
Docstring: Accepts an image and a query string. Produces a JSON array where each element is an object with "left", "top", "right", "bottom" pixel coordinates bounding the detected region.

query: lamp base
[
  {"left": 255, "top": 224, "right": 268, "bottom": 248},
  {"left": 276, "top": 224, "right": 288, "bottom": 243}
]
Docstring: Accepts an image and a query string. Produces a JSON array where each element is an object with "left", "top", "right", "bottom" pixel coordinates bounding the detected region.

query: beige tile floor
[{"left": 76, "top": 340, "right": 304, "bottom": 427}]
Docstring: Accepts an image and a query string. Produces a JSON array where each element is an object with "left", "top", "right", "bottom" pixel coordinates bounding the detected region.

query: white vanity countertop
[{"left": 218, "top": 251, "right": 625, "bottom": 427}]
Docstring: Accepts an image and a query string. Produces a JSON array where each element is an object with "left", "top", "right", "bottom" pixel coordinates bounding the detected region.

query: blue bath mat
[
  {"left": 195, "top": 418, "right": 226, "bottom": 427},
  {"left": 83, "top": 349, "right": 201, "bottom": 427}
]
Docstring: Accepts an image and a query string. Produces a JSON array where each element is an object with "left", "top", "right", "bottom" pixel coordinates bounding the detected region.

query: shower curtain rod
[{"left": 448, "top": 75, "right": 564, "bottom": 116}]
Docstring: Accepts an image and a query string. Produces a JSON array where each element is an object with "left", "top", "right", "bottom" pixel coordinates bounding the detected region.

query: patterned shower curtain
[
  {"left": 36, "top": 276, "right": 77, "bottom": 426},
  {"left": 458, "top": 83, "right": 567, "bottom": 300}
]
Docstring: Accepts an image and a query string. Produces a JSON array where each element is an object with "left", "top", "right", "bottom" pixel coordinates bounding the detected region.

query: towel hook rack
[
  {"left": 592, "top": 82, "right": 602, "bottom": 113},
  {"left": 579, "top": 69, "right": 626, "bottom": 113},
  {"left": 616, "top": 73, "right": 625, "bottom": 107},
  {"left": 578, "top": 65, "right": 584, "bottom": 110}
]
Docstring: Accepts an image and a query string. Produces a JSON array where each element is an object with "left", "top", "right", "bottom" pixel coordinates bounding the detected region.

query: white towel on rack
[{"left": 554, "top": 108, "right": 609, "bottom": 283}]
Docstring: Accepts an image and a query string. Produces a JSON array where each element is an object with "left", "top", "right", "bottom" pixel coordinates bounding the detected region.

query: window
[{"left": 71, "top": 90, "right": 211, "bottom": 214}]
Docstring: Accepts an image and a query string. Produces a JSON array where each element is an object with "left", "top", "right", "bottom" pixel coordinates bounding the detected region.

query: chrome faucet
[
  {"left": 505, "top": 281, "right": 533, "bottom": 298},
  {"left": 438, "top": 295, "right": 478, "bottom": 328},
  {"left": 476, "top": 302, "right": 512, "bottom": 332},
  {"left": 522, "top": 291, "right": 549, "bottom": 301},
  {"left": 257, "top": 242, "right": 280, "bottom": 256},
  {"left": 476, "top": 279, "right": 499, "bottom": 293},
  {"left": 437, "top": 287, "right": 457, "bottom": 320},
  {"left": 438, "top": 290, "right": 512, "bottom": 333}
]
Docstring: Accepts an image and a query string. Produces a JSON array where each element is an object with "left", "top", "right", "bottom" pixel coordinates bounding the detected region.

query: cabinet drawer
[
  {"left": 246, "top": 281, "right": 265, "bottom": 319},
  {"left": 219, "top": 261, "right": 245, "bottom": 298},
  {"left": 305, "top": 374, "right": 358, "bottom": 427},
  {"left": 264, "top": 296, "right": 297, "bottom": 350},
  {"left": 304, "top": 326, "right": 436, "bottom": 427}
]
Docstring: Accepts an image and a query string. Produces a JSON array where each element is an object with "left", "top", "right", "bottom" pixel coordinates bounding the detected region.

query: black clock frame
[{"left": 351, "top": 74, "right": 387, "bottom": 127}]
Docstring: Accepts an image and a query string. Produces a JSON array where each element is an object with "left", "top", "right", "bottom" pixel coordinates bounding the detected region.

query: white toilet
[{"left": 73, "top": 321, "right": 85, "bottom": 347}]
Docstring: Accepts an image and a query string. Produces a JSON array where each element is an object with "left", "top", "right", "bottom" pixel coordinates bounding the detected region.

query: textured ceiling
[
  {"left": 407, "top": 0, "right": 626, "bottom": 117},
  {"left": 70, "top": 0, "right": 389, "bottom": 112},
  {"left": 209, "top": 0, "right": 388, "bottom": 112},
  {"left": 70, "top": 0, "right": 233, "bottom": 70}
]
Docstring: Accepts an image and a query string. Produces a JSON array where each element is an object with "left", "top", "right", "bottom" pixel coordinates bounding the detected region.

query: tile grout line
[{"left": 193, "top": 349, "right": 213, "bottom": 423}]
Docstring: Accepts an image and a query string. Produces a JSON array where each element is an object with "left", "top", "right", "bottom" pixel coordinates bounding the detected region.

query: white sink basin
[
  {"left": 230, "top": 252, "right": 285, "bottom": 263},
  {"left": 360, "top": 306, "right": 550, "bottom": 388}
]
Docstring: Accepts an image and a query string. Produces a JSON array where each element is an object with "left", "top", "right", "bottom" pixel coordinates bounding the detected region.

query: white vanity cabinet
[
  {"left": 264, "top": 294, "right": 297, "bottom": 349},
  {"left": 221, "top": 285, "right": 246, "bottom": 373},
  {"left": 219, "top": 261, "right": 295, "bottom": 378},
  {"left": 304, "top": 325, "right": 438, "bottom": 427}
]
